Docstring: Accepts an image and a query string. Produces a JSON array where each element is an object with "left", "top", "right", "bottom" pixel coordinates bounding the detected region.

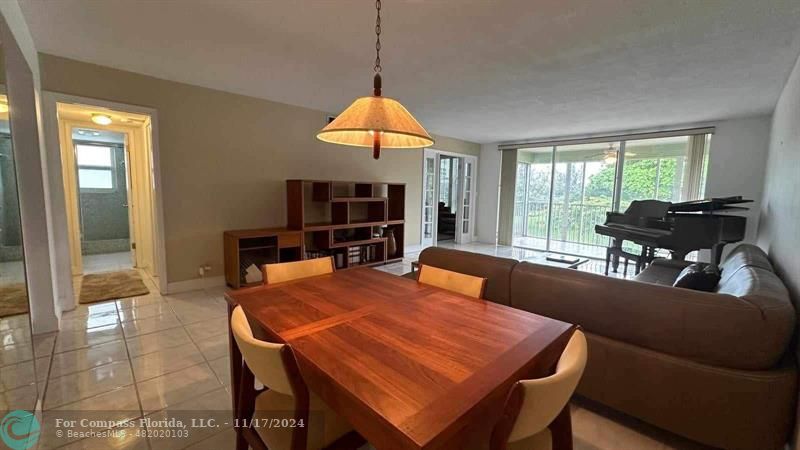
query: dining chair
[
  {"left": 417, "top": 263, "right": 487, "bottom": 299},
  {"left": 230, "top": 305, "right": 357, "bottom": 450},
  {"left": 490, "top": 330, "right": 588, "bottom": 450},
  {"left": 263, "top": 256, "right": 335, "bottom": 285}
]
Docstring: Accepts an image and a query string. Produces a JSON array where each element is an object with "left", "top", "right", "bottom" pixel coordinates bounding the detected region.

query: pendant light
[{"left": 316, "top": 0, "right": 434, "bottom": 159}]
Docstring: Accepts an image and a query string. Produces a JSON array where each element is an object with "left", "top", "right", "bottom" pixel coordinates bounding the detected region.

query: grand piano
[{"left": 595, "top": 196, "right": 751, "bottom": 273}]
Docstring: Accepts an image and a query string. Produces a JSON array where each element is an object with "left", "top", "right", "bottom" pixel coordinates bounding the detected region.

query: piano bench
[{"left": 605, "top": 245, "right": 656, "bottom": 276}]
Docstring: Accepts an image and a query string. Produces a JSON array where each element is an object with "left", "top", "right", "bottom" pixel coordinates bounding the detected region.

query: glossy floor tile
[
  {"left": 145, "top": 388, "right": 231, "bottom": 450},
  {"left": 131, "top": 341, "right": 205, "bottom": 381},
  {"left": 120, "top": 314, "right": 182, "bottom": 338},
  {"left": 39, "top": 385, "right": 142, "bottom": 449},
  {"left": 124, "top": 327, "right": 194, "bottom": 358},
  {"left": 0, "top": 360, "right": 38, "bottom": 392},
  {"left": 48, "top": 340, "right": 128, "bottom": 379},
  {"left": 0, "top": 384, "right": 38, "bottom": 412},
  {"left": 136, "top": 363, "right": 222, "bottom": 413},
  {"left": 54, "top": 324, "right": 124, "bottom": 354},
  {"left": 44, "top": 360, "right": 134, "bottom": 409},
  {"left": 0, "top": 342, "right": 34, "bottom": 367}
]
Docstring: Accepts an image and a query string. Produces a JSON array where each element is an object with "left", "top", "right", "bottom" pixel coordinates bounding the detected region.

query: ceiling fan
[{"left": 585, "top": 143, "right": 635, "bottom": 164}]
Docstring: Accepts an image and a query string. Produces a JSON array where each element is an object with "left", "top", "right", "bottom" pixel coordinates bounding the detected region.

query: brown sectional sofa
[{"left": 408, "top": 244, "right": 796, "bottom": 450}]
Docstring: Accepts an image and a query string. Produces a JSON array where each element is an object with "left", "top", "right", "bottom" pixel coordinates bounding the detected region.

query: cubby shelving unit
[
  {"left": 287, "top": 179, "right": 405, "bottom": 270},
  {"left": 223, "top": 228, "right": 303, "bottom": 288}
]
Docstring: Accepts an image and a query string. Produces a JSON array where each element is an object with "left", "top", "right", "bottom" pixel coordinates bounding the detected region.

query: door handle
[{"left": 122, "top": 203, "right": 129, "bottom": 208}]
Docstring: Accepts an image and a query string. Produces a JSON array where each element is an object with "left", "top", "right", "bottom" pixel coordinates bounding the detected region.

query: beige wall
[
  {"left": 39, "top": 54, "right": 479, "bottom": 284},
  {"left": 757, "top": 52, "right": 800, "bottom": 449},
  {"left": 758, "top": 52, "right": 799, "bottom": 310}
]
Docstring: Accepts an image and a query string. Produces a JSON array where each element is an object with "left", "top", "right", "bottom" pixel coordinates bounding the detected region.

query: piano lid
[{"left": 669, "top": 196, "right": 753, "bottom": 213}]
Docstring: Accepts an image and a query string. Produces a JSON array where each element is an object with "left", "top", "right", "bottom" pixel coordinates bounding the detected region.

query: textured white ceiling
[{"left": 19, "top": 0, "right": 800, "bottom": 143}]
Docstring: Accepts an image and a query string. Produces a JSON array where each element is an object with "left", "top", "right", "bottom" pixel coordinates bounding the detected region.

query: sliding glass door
[
  {"left": 512, "top": 134, "right": 711, "bottom": 258},
  {"left": 513, "top": 148, "right": 553, "bottom": 248},
  {"left": 620, "top": 136, "right": 691, "bottom": 211},
  {"left": 547, "top": 142, "right": 618, "bottom": 257}
]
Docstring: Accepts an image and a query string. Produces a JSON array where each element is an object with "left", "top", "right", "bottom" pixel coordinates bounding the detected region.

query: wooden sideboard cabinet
[{"left": 223, "top": 228, "right": 302, "bottom": 288}]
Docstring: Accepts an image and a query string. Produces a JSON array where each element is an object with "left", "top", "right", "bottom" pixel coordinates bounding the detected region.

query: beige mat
[
  {"left": 79, "top": 270, "right": 149, "bottom": 304},
  {"left": 0, "top": 283, "right": 29, "bottom": 317}
]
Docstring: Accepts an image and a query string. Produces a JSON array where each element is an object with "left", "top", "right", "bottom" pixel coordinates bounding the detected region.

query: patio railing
[{"left": 513, "top": 201, "right": 610, "bottom": 248}]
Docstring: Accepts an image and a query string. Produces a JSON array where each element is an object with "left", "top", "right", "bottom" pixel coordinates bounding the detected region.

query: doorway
[
  {"left": 72, "top": 129, "right": 133, "bottom": 273},
  {"left": 55, "top": 103, "right": 160, "bottom": 283},
  {"left": 421, "top": 149, "right": 477, "bottom": 248}
]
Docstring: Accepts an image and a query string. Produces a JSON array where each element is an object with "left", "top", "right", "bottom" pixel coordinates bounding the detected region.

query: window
[
  {"left": 76, "top": 144, "right": 115, "bottom": 191},
  {"left": 512, "top": 132, "right": 711, "bottom": 258}
]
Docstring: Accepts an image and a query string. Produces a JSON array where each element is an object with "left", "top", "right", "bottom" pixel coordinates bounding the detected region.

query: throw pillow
[{"left": 673, "top": 263, "right": 721, "bottom": 292}]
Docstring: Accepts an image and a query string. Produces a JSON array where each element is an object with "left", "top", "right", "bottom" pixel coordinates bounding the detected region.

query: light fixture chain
[{"left": 374, "top": 0, "right": 382, "bottom": 73}]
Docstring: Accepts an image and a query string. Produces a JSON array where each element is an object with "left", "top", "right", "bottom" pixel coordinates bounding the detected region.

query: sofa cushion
[
  {"left": 509, "top": 261, "right": 795, "bottom": 370},
  {"left": 416, "top": 247, "right": 517, "bottom": 305},
  {"left": 673, "top": 263, "right": 721, "bottom": 292}
]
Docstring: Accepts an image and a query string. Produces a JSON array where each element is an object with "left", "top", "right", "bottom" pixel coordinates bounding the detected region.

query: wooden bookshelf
[{"left": 286, "top": 179, "right": 405, "bottom": 270}]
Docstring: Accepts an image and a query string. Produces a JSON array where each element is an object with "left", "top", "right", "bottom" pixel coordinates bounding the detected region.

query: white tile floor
[
  {"left": 29, "top": 275, "right": 234, "bottom": 450},
  {"left": 0, "top": 259, "right": 26, "bottom": 285},
  {"left": 82, "top": 251, "right": 134, "bottom": 274},
  {"left": 0, "top": 242, "right": 708, "bottom": 449}
]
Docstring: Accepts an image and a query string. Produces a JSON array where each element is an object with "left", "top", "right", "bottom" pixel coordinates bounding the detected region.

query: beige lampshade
[{"left": 317, "top": 96, "right": 434, "bottom": 148}]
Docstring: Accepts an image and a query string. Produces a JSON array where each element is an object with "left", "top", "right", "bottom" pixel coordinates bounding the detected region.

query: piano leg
[
  {"left": 711, "top": 243, "right": 726, "bottom": 267},
  {"left": 610, "top": 238, "right": 622, "bottom": 273}
]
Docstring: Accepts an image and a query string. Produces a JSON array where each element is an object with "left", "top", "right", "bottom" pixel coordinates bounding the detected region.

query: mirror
[{"left": 0, "top": 34, "right": 39, "bottom": 412}]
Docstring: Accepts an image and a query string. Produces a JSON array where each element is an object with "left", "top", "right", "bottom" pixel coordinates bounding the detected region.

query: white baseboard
[
  {"left": 404, "top": 243, "right": 423, "bottom": 254},
  {"left": 166, "top": 275, "right": 225, "bottom": 294}
]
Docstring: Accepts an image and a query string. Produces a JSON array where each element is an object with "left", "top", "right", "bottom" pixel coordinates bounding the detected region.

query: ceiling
[{"left": 19, "top": 0, "right": 800, "bottom": 144}]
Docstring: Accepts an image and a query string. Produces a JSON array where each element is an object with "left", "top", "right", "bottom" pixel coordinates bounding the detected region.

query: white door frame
[
  {"left": 59, "top": 118, "right": 142, "bottom": 275},
  {"left": 421, "top": 150, "right": 437, "bottom": 248},
  {"left": 42, "top": 92, "right": 168, "bottom": 301},
  {"left": 457, "top": 156, "right": 477, "bottom": 244},
  {"left": 420, "top": 149, "right": 479, "bottom": 247}
]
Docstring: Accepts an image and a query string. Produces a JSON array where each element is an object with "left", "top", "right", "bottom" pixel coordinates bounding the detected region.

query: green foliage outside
[
  {"left": 585, "top": 158, "right": 682, "bottom": 207},
  {"left": 515, "top": 157, "right": 685, "bottom": 244}
]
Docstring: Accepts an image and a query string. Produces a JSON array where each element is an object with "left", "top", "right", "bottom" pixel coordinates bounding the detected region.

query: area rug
[
  {"left": 79, "top": 270, "right": 149, "bottom": 304},
  {"left": 0, "top": 283, "right": 29, "bottom": 317}
]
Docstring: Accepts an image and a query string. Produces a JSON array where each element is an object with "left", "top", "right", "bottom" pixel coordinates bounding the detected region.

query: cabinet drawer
[{"left": 278, "top": 232, "right": 301, "bottom": 249}]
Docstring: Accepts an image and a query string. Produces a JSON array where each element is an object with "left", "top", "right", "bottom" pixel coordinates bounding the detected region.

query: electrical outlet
[{"left": 198, "top": 264, "right": 212, "bottom": 277}]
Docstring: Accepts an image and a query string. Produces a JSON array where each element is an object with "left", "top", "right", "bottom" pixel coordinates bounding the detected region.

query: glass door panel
[
  {"left": 421, "top": 153, "right": 436, "bottom": 247},
  {"left": 547, "top": 142, "right": 619, "bottom": 258},
  {"left": 458, "top": 158, "right": 475, "bottom": 243},
  {"left": 618, "top": 136, "right": 692, "bottom": 256},
  {"left": 619, "top": 136, "right": 691, "bottom": 211},
  {"left": 514, "top": 147, "right": 553, "bottom": 250},
  {"left": 512, "top": 163, "right": 529, "bottom": 238}
]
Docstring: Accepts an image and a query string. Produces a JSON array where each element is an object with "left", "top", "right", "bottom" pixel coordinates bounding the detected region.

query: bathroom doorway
[
  {"left": 72, "top": 129, "right": 133, "bottom": 273},
  {"left": 55, "top": 103, "right": 160, "bottom": 282}
]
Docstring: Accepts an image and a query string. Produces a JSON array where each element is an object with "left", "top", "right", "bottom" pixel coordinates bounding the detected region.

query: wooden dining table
[{"left": 225, "top": 267, "right": 576, "bottom": 450}]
